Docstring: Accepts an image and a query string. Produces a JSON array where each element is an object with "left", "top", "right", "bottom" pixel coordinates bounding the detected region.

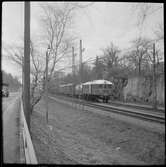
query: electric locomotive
[
  {"left": 58, "top": 79, "right": 113, "bottom": 103},
  {"left": 81, "top": 79, "right": 113, "bottom": 103}
]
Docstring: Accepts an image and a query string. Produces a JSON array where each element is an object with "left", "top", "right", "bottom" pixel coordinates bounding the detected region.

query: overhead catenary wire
[{"left": 53, "top": 36, "right": 163, "bottom": 76}]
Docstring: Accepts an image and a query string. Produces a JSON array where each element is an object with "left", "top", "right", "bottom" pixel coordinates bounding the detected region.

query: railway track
[
  {"left": 49, "top": 94, "right": 165, "bottom": 124},
  {"left": 83, "top": 102, "right": 165, "bottom": 124},
  {"left": 108, "top": 101, "right": 164, "bottom": 113}
]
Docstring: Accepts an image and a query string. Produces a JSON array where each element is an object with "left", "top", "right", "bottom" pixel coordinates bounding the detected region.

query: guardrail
[{"left": 20, "top": 98, "right": 38, "bottom": 164}]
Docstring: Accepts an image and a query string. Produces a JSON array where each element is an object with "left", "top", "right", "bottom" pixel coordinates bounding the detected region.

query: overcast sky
[{"left": 2, "top": 2, "right": 163, "bottom": 80}]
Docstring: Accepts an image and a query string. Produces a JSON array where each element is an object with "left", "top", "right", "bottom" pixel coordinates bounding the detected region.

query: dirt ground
[{"left": 31, "top": 98, "right": 165, "bottom": 165}]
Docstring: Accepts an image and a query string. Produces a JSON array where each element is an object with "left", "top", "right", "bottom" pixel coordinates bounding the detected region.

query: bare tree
[
  {"left": 131, "top": 3, "right": 163, "bottom": 109},
  {"left": 29, "top": 41, "right": 44, "bottom": 112},
  {"left": 4, "top": 41, "right": 44, "bottom": 112},
  {"left": 3, "top": 43, "right": 24, "bottom": 67},
  {"left": 101, "top": 42, "right": 120, "bottom": 79},
  {"left": 132, "top": 3, "right": 163, "bottom": 34},
  {"left": 102, "top": 43, "right": 120, "bottom": 68},
  {"left": 126, "top": 37, "right": 152, "bottom": 75},
  {"left": 92, "top": 56, "right": 105, "bottom": 80},
  {"left": 154, "top": 23, "right": 164, "bottom": 41},
  {"left": 39, "top": 2, "right": 94, "bottom": 81},
  {"left": 3, "top": 2, "right": 93, "bottom": 112}
]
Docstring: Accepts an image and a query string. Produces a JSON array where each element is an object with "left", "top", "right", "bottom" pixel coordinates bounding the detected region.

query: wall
[{"left": 123, "top": 75, "right": 165, "bottom": 105}]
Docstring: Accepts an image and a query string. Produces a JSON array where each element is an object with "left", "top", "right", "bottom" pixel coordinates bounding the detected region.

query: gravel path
[{"left": 31, "top": 97, "right": 165, "bottom": 165}]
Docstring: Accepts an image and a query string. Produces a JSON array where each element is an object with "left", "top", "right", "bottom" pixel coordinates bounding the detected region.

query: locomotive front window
[
  {"left": 93, "top": 84, "right": 98, "bottom": 89},
  {"left": 85, "top": 85, "right": 89, "bottom": 89},
  {"left": 99, "top": 84, "right": 103, "bottom": 88}
]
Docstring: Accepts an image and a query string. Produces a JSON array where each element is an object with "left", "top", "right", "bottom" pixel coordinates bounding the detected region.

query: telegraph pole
[
  {"left": 46, "top": 50, "right": 48, "bottom": 123},
  {"left": 72, "top": 47, "right": 75, "bottom": 107},
  {"left": 72, "top": 47, "right": 75, "bottom": 84},
  {"left": 79, "top": 40, "right": 83, "bottom": 83},
  {"left": 22, "top": 59, "right": 24, "bottom": 100},
  {"left": 24, "top": 1, "right": 30, "bottom": 128},
  {"left": 45, "top": 46, "right": 50, "bottom": 124},
  {"left": 79, "top": 40, "right": 85, "bottom": 110},
  {"left": 153, "top": 43, "right": 157, "bottom": 110}
]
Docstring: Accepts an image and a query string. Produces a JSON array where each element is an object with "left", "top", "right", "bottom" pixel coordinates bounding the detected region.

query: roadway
[{"left": 3, "top": 92, "right": 21, "bottom": 163}]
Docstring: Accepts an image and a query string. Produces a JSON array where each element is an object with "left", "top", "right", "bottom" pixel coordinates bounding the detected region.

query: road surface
[{"left": 3, "top": 92, "right": 21, "bottom": 163}]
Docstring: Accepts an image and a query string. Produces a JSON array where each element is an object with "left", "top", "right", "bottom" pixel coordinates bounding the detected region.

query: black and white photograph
[{"left": 1, "top": 1, "right": 165, "bottom": 165}]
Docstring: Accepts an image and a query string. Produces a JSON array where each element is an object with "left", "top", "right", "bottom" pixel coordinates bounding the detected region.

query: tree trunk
[{"left": 138, "top": 58, "right": 141, "bottom": 76}]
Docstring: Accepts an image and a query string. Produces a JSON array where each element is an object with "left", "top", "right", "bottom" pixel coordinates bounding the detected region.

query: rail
[{"left": 20, "top": 98, "right": 38, "bottom": 164}]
